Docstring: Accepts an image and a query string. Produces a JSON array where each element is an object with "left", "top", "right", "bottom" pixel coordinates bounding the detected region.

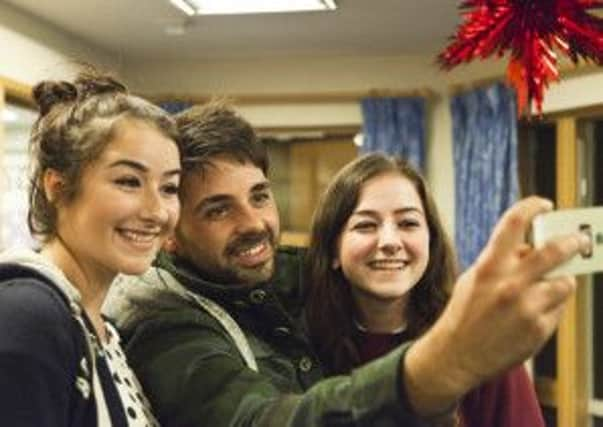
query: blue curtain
[
  {"left": 159, "top": 100, "right": 193, "bottom": 114},
  {"left": 360, "top": 97, "right": 425, "bottom": 171},
  {"left": 451, "top": 83, "right": 519, "bottom": 270}
]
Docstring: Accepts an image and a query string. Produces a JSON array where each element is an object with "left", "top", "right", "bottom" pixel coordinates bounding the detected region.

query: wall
[
  {"left": 0, "top": 2, "right": 115, "bottom": 248},
  {"left": 0, "top": 2, "right": 117, "bottom": 84},
  {"left": 544, "top": 70, "right": 603, "bottom": 113}
]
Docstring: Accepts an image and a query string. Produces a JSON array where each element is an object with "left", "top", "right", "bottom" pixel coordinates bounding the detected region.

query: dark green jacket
[{"left": 105, "top": 247, "right": 427, "bottom": 427}]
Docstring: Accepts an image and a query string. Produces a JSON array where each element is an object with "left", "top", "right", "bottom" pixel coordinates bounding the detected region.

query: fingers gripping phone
[{"left": 531, "top": 207, "right": 603, "bottom": 278}]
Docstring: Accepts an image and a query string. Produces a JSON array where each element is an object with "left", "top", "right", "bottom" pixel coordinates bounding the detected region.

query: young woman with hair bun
[{"left": 0, "top": 69, "right": 181, "bottom": 426}]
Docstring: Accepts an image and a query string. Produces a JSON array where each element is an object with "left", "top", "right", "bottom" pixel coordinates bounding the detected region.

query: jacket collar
[{"left": 0, "top": 246, "right": 82, "bottom": 306}]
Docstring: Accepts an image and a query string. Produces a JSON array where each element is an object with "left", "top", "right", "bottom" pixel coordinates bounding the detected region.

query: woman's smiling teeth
[
  {"left": 118, "top": 228, "right": 159, "bottom": 245},
  {"left": 368, "top": 259, "right": 409, "bottom": 270}
]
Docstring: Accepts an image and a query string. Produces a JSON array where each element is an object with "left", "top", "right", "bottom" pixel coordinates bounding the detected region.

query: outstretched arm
[
  {"left": 126, "top": 309, "right": 422, "bottom": 427},
  {"left": 403, "top": 196, "right": 588, "bottom": 416}
]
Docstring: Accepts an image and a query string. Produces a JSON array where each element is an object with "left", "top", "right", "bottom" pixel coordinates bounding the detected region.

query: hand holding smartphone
[{"left": 531, "top": 206, "right": 603, "bottom": 278}]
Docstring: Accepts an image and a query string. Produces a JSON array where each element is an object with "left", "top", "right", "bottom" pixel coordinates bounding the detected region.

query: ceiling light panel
[{"left": 170, "top": 0, "right": 337, "bottom": 15}]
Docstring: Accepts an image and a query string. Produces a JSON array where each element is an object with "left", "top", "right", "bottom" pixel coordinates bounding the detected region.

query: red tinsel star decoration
[{"left": 438, "top": 0, "right": 603, "bottom": 115}]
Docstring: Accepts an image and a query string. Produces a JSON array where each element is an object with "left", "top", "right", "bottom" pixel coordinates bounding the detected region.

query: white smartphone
[{"left": 531, "top": 206, "right": 603, "bottom": 278}]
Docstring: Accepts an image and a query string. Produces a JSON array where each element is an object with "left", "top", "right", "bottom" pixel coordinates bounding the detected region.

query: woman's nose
[
  {"left": 140, "top": 188, "right": 168, "bottom": 224},
  {"left": 378, "top": 224, "right": 402, "bottom": 254}
]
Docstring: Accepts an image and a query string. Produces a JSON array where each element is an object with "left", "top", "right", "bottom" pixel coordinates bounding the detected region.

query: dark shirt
[{"left": 355, "top": 329, "right": 545, "bottom": 427}]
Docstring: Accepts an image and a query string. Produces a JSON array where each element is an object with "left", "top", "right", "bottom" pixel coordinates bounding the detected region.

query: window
[{"left": 0, "top": 103, "right": 36, "bottom": 250}]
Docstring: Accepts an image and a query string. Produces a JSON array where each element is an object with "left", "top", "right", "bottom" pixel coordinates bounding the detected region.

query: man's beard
[{"left": 215, "top": 229, "right": 278, "bottom": 285}]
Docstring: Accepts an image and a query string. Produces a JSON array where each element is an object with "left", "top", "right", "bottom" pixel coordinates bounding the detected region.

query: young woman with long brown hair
[{"left": 305, "top": 152, "right": 544, "bottom": 427}]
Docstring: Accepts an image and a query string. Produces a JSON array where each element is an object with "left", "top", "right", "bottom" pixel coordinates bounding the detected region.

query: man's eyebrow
[
  {"left": 194, "top": 194, "right": 231, "bottom": 214},
  {"left": 250, "top": 181, "right": 271, "bottom": 192},
  {"left": 192, "top": 181, "right": 271, "bottom": 214},
  {"left": 108, "top": 159, "right": 181, "bottom": 177}
]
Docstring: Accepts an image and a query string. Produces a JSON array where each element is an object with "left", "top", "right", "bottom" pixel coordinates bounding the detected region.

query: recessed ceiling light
[
  {"left": 169, "top": 0, "right": 196, "bottom": 16},
  {"left": 169, "top": 0, "right": 336, "bottom": 16}
]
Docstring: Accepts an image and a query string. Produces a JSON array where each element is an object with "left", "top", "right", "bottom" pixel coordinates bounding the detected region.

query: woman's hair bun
[
  {"left": 75, "top": 72, "right": 127, "bottom": 97},
  {"left": 32, "top": 81, "right": 78, "bottom": 116}
]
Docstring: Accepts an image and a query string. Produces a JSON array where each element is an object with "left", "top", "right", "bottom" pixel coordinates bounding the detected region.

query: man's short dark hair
[{"left": 175, "top": 101, "right": 269, "bottom": 175}]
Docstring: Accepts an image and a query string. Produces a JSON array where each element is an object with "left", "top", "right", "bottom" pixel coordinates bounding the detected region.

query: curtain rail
[
  {"left": 448, "top": 62, "right": 601, "bottom": 96},
  {"left": 146, "top": 88, "right": 435, "bottom": 106}
]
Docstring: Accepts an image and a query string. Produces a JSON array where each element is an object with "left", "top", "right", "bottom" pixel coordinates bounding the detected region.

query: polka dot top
[{"left": 103, "top": 322, "right": 159, "bottom": 427}]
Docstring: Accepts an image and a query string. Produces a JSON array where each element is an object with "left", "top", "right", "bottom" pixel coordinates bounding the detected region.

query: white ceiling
[{"left": 4, "top": 0, "right": 462, "bottom": 61}]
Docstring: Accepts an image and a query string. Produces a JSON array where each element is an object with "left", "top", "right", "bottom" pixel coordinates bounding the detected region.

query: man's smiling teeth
[
  {"left": 237, "top": 241, "right": 266, "bottom": 257},
  {"left": 368, "top": 260, "right": 408, "bottom": 269},
  {"left": 119, "top": 229, "right": 158, "bottom": 243}
]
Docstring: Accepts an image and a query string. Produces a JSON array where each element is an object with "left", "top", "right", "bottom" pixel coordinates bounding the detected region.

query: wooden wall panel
[
  {"left": 289, "top": 142, "right": 317, "bottom": 231},
  {"left": 556, "top": 117, "right": 588, "bottom": 427},
  {"left": 288, "top": 140, "right": 356, "bottom": 232}
]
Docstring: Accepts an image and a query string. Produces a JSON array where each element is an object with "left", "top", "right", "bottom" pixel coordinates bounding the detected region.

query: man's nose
[{"left": 235, "top": 203, "right": 265, "bottom": 233}]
